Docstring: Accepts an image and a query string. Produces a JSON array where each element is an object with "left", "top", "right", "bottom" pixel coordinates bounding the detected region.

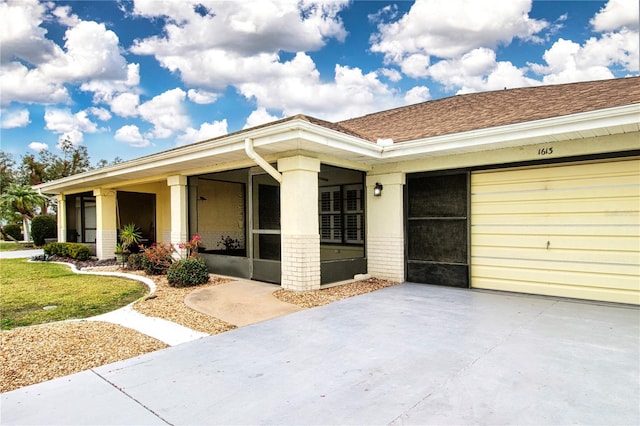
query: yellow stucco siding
[{"left": 471, "top": 158, "right": 640, "bottom": 305}]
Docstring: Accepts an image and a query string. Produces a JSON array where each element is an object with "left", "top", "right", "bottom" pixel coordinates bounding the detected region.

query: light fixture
[{"left": 373, "top": 182, "right": 383, "bottom": 197}]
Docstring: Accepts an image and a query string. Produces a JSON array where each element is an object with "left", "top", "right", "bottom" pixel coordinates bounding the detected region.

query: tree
[
  {"left": 0, "top": 152, "right": 16, "bottom": 194},
  {"left": 0, "top": 184, "right": 49, "bottom": 241}
]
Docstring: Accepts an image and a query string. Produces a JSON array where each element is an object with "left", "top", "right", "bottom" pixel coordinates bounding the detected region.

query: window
[{"left": 319, "top": 184, "right": 364, "bottom": 244}]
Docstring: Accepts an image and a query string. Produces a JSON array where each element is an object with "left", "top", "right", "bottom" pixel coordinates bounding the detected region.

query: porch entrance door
[
  {"left": 406, "top": 172, "right": 469, "bottom": 287},
  {"left": 250, "top": 173, "right": 281, "bottom": 284}
]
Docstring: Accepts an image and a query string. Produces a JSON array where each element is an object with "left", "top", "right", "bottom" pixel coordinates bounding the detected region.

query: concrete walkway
[
  {"left": 185, "top": 279, "right": 303, "bottom": 326},
  {"left": 2, "top": 249, "right": 300, "bottom": 345},
  {"left": 3, "top": 283, "right": 638, "bottom": 425}
]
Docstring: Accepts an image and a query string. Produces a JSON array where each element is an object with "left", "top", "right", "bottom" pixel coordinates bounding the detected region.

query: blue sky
[{"left": 1, "top": 0, "right": 638, "bottom": 164}]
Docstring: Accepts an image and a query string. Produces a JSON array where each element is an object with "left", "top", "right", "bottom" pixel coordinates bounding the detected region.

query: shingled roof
[{"left": 337, "top": 76, "right": 640, "bottom": 144}]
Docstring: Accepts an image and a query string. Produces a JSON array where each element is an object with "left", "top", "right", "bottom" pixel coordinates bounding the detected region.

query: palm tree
[{"left": 0, "top": 184, "right": 49, "bottom": 241}]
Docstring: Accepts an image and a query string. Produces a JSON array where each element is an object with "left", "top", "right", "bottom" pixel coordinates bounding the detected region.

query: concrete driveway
[{"left": 2, "top": 283, "right": 638, "bottom": 425}]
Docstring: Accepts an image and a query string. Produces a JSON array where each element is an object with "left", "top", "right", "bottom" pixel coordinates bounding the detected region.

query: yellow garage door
[{"left": 471, "top": 158, "right": 640, "bottom": 305}]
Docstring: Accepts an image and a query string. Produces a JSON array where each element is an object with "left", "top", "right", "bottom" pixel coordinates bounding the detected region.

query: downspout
[{"left": 244, "top": 138, "right": 282, "bottom": 183}]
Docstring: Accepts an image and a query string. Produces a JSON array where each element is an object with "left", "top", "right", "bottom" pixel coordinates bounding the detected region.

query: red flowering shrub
[
  {"left": 178, "top": 234, "right": 202, "bottom": 259},
  {"left": 141, "top": 243, "right": 174, "bottom": 275}
]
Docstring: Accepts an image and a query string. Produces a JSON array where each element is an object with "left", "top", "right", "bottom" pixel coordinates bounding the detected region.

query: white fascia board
[
  {"left": 382, "top": 104, "right": 640, "bottom": 159},
  {"left": 251, "top": 121, "right": 383, "bottom": 159},
  {"left": 34, "top": 118, "right": 379, "bottom": 193}
]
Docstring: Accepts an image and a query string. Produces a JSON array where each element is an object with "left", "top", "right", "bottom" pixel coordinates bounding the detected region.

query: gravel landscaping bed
[
  {"left": 1, "top": 258, "right": 398, "bottom": 393},
  {"left": 274, "top": 278, "right": 399, "bottom": 308},
  {"left": 1, "top": 322, "right": 166, "bottom": 393}
]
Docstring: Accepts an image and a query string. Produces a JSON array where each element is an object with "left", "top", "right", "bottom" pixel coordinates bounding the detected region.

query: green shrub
[
  {"left": 31, "top": 215, "right": 57, "bottom": 246},
  {"left": 44, "top": 242, "right": 92, "bottom": 260},
  {"left": 126, "top": 252, "right": 145, "bottom": 271},
  {"left": 3, "top": 224, "right": 22, "bottom": 241},
  {"left": 167, "top": 258, "right": 210, "bottom": 287},
  {"left": 141, "top": 243, "right": 174, "bottom": 275}
]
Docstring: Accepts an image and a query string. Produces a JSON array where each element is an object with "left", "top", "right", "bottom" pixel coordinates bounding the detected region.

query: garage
[{"left": 470, "top": 157, "right": 639, "bottom": 305}]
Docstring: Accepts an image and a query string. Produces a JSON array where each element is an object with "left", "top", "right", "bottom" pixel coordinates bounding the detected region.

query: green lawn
[
  {"left": 0, "top": 259, "right": 148, "bottom": 330},
  {"left": 0, "top": 242, "right": 35, "bottom": 252}
]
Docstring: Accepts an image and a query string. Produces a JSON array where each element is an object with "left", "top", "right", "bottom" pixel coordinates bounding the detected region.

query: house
[{"left": 35, "top": 77, "right": 640, "bottom": 304}]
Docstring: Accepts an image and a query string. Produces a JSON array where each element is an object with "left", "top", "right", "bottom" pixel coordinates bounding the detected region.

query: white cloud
[
  {"left": 115, "top": 124, "right": 150, "bottom": 148},
  {"left": 110, "top": 92, "right": 140, "bottom": 117},
  {"left": 591, "top": 0, "right": 639, "bottom": 32},
  {"left": 243, "top": 107, "right": 281, "bottom": 129},
  {"left": 132, "top": 0, "right": 348, "bottom": 58},
  {"left": 28, "top": 142, "right": 49, "bottom": 152},
  {"left": 44, "top": 108, "right": 100, "bottom": 145},
  {"left": 138, "top": 88, "right": 190, "bottom": 138},
  {"left": 80, "top": 63, "right": 141, "bottom": 105},
  {"left": 0, "top": 62, "right": 70, "bottom": 105},
  {"left": 87, "top": 107, "right": 112, "bottom": 121},
  {"left": 404, "top": 86, "right": 431, "bottom": 104},
  {"left": 380, "top": 68, "right": 402, "bottom": 82},
  {"left": 429, "top": 48, "right": 539, "bottom": 93},
  {"left": 399, "top": 54, "right": 430, "bottom": 78},
  {"left": 370, "top": 0, "right": 548, "bottom": 69},
  {"left": 0, "top": 0, "right": 58, "bottom": 65},
  {"left": 236, "top": 54, "right": 402, "bottom": 121},
  {"left": 529, "top": 29, "right": 639, "bottom": 84},
  {"left": 187, "top": 89, "right": 220, "bottom": 104},
  {"left": 1, "top": 108, "right": 30, "bottom": 129},
  {"left": 0, "top": 1, "right": 137, "bottom": 107},
  {"left": 176, "top": 120, "right": 228, "bottom": 145}
]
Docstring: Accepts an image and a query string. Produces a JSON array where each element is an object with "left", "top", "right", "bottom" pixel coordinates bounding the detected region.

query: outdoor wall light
[{"left": 373, "top": 182, "right": 383, "bottom": 196}]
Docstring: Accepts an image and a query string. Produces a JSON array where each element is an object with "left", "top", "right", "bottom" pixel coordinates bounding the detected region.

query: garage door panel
[
  {"left": 472, "top": 159, "right": 639, "bottom": 186},
  {"left": 473, "top": 246, "right": 640, "bottom": 267},
  {"left": 473, "top": 185, "right": 638, "bottom": 203},
  {"left": 472, "top": 278, "right": 640, "bottom": 305},
  {"left": 472, "top": 198, "right": 639, "bottom": 215},
  {"left": 473, "top": 265, "right": 639, "bottom": 291},
  {"left": 472, "top": 213, "right": 640, "bottom": 226},
  {"left": 473, "top": 234, "right": 639, "bottom": 251},
  {"left": 473, "top": 254, "right": 639, "bottom": 275},
  {"left": 471, "top": 158, "right": 640, "bottom": 305},
  {"left": 472, "top": 224, "right": 639, "bottom": 237}
]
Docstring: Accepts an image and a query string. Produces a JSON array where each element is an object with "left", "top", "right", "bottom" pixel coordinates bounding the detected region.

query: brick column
[
  {"left": 168, "top": 175, "right": 188, "bottom": 257},
  {"left": 278, "top": 156, "right": 321, "bottom": 291},
  {"left": 366, "top": 173, "right": 406, "bottom": 282},
  {"left": 94, "top": 189, "right": 117, "bottom": 259},
  {"left": 57, "top": 194, "right": 66, "bottom": 242}
]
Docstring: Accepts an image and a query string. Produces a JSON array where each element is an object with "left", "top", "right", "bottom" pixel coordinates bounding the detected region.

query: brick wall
[
  {"left": 367, "top": 235, "right": 405, "bottom": 282},
  {"left": 281, "top": 234, "right": 321, "bottom": 291}
]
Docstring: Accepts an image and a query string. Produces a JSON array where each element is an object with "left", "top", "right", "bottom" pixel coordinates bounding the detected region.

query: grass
[
  {"left": 0, "top": 259, "right": 148, "bottom": 330},
  {"left": 0, "top": 242, "right": 35, "bottom": 252}
]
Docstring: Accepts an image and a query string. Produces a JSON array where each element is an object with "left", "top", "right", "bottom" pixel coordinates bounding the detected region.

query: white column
[
  {"left": 94, "top": 189, "right": 117, "bottom": 259},
  {"left": 168, "top": 175, "right": 188, "bottom": 257},
  {"left": 366, "top": 172, "right": 406, "bottom": 282},
  {"left": 57, "top": 194, "right": 66, "bottom": 242},
  {"left": 278, "top": 155, "right": 321, "bottom": 291}
]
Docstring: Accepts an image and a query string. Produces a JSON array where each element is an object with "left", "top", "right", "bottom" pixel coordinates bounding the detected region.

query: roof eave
[{"left": 381, "top": 104, "right": 640, "bottom": 160}]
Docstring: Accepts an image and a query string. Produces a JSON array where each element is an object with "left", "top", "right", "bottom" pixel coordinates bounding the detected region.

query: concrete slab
[
  {"left": 0, "top": 370, "right": 166, "bottom": 425},
  {"left": 0, "top": 249, "right": 43, "bottom": 259},
  {"left": 185, "top": 279, "right": 303, "bottom": 326},
  {"left": 2, "top": 284, "right": 638, "bottom": 425}
]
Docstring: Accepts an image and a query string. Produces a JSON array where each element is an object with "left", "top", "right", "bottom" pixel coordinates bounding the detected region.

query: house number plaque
[{"left": 537, "top": 146, "right": 554, "bottom": 156}]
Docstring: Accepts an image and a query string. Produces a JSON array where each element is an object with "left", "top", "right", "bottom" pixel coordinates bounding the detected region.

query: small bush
[
  {"left": 3, "top": 224, "right": 22, "bottom": 241},
  {"left": 167, "top": 258, "right": 210, "bottom": 287},
  {"left": 141, "top": 243, "right": 174, "bottom": 275},
  {"left": 126, "top": 252, "right": 145, "bottom": 271},
  {"left": 44, "top": 242, "right": 92, "bottom": 260},
  {"left": 31, "top": 215, "right": 57, "bottom": 246}
]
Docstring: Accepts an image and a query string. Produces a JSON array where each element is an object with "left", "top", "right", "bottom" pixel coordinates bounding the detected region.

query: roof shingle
[{"left": 337, "top": 77, "right": 640, "bottom": 143}]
